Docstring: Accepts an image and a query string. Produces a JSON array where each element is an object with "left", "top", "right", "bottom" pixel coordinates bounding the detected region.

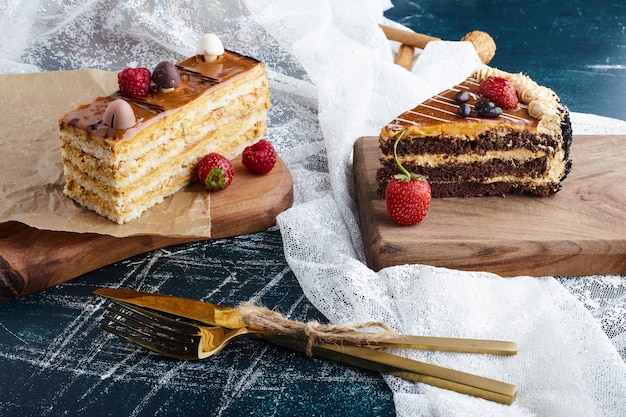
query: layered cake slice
[
  {"left": 377, "top": 68, "right": 572, "bottom": 198},
  {"left": 59, "top": 34, "right": 270, "bottom": 224}
]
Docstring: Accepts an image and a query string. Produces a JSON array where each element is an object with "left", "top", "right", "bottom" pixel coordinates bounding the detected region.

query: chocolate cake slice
[{"left": 377, "top": 68, "right": 572, "bottom": 198}]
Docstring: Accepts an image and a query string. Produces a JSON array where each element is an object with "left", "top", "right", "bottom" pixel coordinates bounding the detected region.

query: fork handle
[
  {"left": 374, "top": 335, "right": 517, "bottom": 355},
  {"left": 258, "top": 334, "right": 516, "bottom": 405}
]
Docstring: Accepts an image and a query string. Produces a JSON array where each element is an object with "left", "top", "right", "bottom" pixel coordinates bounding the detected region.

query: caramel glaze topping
[
  {"left": 60, "top": 50, "right": 263, "bottom": 142},
  {"left": 382, "top": 78, "right": 538, "bottom": 140}
]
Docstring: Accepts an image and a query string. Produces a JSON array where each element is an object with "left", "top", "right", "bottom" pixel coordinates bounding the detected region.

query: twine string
[{"left": 237, "top": 303, "right": 398, "bottom": 356}]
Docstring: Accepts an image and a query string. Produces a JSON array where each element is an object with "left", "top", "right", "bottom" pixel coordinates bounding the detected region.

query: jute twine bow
[{"left": 237, "top": 303, "right": 398, "bottom": 356}]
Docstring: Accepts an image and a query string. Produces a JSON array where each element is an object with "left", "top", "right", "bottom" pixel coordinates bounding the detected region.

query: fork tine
[
  {"left": 100, "top": 303, "right": 201, "bottom": 360},
  {"left": 109, "top": 300, "right": 200, "bottom": 334},
  {"left": 103, "top": 307, "right": 193, "bottom": 340},
  {"left": 103, "top": 306, "right": 194, "bottom": 346},
  {"left": 99, "top": 322, "right": 197, "bottom": 360}
]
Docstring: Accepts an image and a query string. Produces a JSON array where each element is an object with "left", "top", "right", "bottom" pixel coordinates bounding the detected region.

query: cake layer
[
  {"left": 63, "top": 166, "right": 191, "bottom": 223},
  {"left": 379, "top": 129, "right": 563, "bottom": 157},
  {"left": 380, "top": 78, "right": 538, "bottom": 141},
  {"left": 62, "top": 120, "right": 265, "bottom": 208},
  {"left": 377, "top": 156, "right": 564, "bottom": 198},
  {"left": 60, "top": 90, "right": 267, "bottom": 188},
  {"left": 424, "top": 181, "right": 560, "bottom": 198},
  {"left": 59, "top": 58, "right": 269, "bottom": 164}
]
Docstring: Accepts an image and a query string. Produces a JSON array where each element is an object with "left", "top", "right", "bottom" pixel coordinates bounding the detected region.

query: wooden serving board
[
  {"left": 0, "top": 156, "right": 293, "bottom": 301},
  {"left": 354, "top": 135, "right": 626, "bottom": 277}
]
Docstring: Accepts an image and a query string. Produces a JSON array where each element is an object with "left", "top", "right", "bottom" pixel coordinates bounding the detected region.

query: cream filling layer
[
  {"left": 63, "top": 168, "right": 190, "bottom": 224},
  {"left": 382, "top": 148, "right": 568, "bottom": 185},
  {"left": 381, "top": 148, "right": 550, "bottom": 167},
  {"left": 380, "top": 123, "right": 540, "bottom": 142},
  {"left": 61, "top": 106, "right": 267, "bottom": 188},
  {"left": 63, "top": 120, "right": 266, "bottom": 204}
]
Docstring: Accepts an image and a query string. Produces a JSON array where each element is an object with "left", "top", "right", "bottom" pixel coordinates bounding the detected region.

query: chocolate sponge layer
[
  {"left": 376, "top": 114, "right": 573, "bottom": 198},
  {"left": 376, "top": 157, "right": 562, "bottom": 198}
]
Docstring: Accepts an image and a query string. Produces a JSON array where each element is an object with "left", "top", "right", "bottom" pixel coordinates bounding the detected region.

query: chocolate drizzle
[
  {"left": 175, "top": 65, "right": 220, "bottom": 84},
  {"left": 123, "top": 96, "right": 165, "bottom": 113}
]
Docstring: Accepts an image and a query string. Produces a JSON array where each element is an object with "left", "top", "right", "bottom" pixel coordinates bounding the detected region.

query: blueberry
[
  {"left": 478, "top": 106, "right": 502, "bottom": 118},
  {"left": 475, "top": 100, "right": 495, "bottom": 112},
  {"left": 454, "top": 90, "right": 471, "bottom": 104},
  {"left": 457, "top": 103, "right": 472, "bottom": 118}
]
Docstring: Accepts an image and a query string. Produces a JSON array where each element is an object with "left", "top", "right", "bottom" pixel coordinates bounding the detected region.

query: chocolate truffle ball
[{"left": 152, "top": 61, "right": 181, "bottom": 91}]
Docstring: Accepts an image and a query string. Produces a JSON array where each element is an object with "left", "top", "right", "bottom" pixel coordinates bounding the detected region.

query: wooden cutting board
[
  {"left": 0, "top": 156, "right": 292, "bottom": 301},
  {"left": 354, "top": 135, "right": 626, "bottom": 277}
]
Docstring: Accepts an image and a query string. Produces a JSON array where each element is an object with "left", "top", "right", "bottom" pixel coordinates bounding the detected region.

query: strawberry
[
  {"left": 477, "top": 76, "right": 519, "bottom": 109},
  {"left": 385, "top": 131, "right": 431, "bottom": 225},
  {"left": 118, "top": 67, "right": 152, "bottom": 97},
  {"left": 242, "top": 139, "right": 277, "bottom": 174},
  {"left": 197, "top": 153, "right": 234, "bottom": 191}
]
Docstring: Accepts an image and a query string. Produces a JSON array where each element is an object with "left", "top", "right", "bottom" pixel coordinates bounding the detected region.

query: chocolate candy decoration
[{"left": 152, "top": 61, "right": 181, "bottom": 92}]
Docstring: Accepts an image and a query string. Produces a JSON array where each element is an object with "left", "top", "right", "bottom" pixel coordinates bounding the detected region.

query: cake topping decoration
[
  {"left": 477, "top": 77, "right": 519, "bottom": 109},
  {"left": 103, "top": 99, "right": 136, "bottom": 130},
  {"left": 197, "top": 152, "right": 234, "bottom": 191},
  {"left": 118, "top": 67, "right": 152, "bottom": 97},
  {"left": 456, "top": 103, "right": 472, "bottom": 118},
  {"left": 152, "top": 61, "right": 181, "bottom": 93},
  {"left": 471, "top": 68, "right": 563, "bottom": 135},
  {"left": 196, "top": 33, "right": 224, "bottom": 63},
  {"left": 475, "top": 100, "right": 503, "bottom": 118},
  {"left": 385, "top": 130, "right": 431, "bottom": 225},
  {"left": 242, "top": 139, "right": 277, "bottom": 174},
  {"left": 454, "top": 90, "right": 503, "bottom": 119},
  {"left": 454, "top": 90, "right": 471, "bottom": 104}
]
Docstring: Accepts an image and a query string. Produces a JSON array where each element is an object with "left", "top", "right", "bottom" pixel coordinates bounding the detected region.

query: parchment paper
[{"left": 0, "top": 70, "right": 211, "bottom": 238}]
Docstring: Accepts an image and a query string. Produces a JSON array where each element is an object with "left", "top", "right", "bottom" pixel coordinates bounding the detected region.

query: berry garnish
[
  {"left": 457, "top": 103, "right": 472, "bottom": 118},
  {"left": 152, "top": 61, "right": 181, "bottom": 92},
  {"left": 454, "top": 90, "right": 471, "bottom": 104},
  {"left": 118, "top": 67, "right": 152, "bottom": 97},
  {"left": 475, "top": 100, "right": 502, "bottom": 118},
  {"left": 242, "top": 139, "right": 277, "bottom": 174},
  {"left": 385, "top": 130, "right": 431, "bottom": 225},
  {"left": 477, "top": 76, "right": 519, "bottom": 109},
  {"left": 197, "top": 153, "right": 234, "bottom": 191}
]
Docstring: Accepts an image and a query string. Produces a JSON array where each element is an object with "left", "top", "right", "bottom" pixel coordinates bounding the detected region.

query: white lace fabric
[{"left": 2, "top": 0, "right": 626, "bottom": 415}]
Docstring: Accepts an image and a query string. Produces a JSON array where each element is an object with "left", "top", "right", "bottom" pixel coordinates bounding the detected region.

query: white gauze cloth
[
  {"left": 245, "top": 1, "right": 626, "bottom": 416},
  {"left": 2, "top": 0, "right": 626, "bottom": 415}
]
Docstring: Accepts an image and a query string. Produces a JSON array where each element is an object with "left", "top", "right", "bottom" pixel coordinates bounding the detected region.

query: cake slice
[
  {"left": 58, "top": 35, "right": 270, "bottom": 224},
  {"left": 377, "top": 68, "right": 572, "bottom": 198}
]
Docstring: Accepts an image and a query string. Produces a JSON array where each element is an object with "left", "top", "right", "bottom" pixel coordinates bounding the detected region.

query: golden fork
[{"left": 99, "top": 300, "right": 517, "bottom": 405}]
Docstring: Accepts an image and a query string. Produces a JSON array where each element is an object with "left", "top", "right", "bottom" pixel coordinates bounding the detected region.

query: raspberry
[
  {"left": 242, "top": 139, "right": 277, "bottom": 174},
  {"left": 477, "top": 77, "right": 519, "bottom": 109},
  {"left": 118, "top": 67, "right": 152, "bottom": 97}
]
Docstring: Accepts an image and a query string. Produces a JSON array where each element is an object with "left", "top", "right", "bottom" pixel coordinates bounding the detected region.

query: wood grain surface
[
  {"left": 354, "top": 135, "right": 626, "bottom": 277},
  {"left": 0, "top": 156, "right": 293, "bottom": 300}
]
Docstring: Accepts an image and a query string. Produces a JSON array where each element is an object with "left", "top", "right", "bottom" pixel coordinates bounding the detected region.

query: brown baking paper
[{"left": 0, "top": 70, "right": 211, "bottom": 238}]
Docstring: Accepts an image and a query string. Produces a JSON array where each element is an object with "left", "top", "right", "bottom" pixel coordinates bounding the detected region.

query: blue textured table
[
  {"left": 1, "top": 1, "right": 625, "bottom": 416},
  {"left": 0, "top": 232, "right": 392, "bottom": 416}
]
